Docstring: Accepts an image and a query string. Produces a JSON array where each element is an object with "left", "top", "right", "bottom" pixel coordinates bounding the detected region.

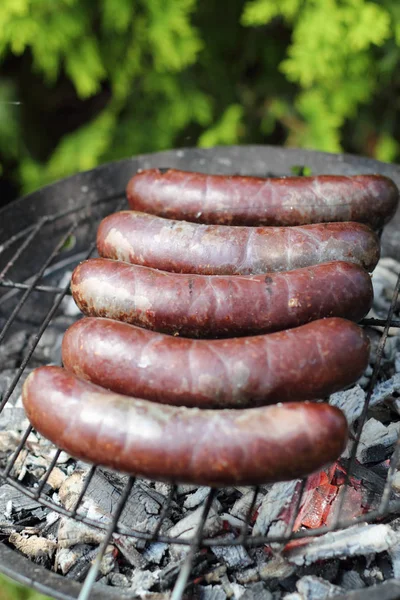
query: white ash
[
  {"left": 130, "top": 567, "right": 161, "bottom": 595},
  {"left": 221, "top": 513, "right": 249, "bottom": 530},
  {"left": 252, "top": 481, "right": 298, "bottom": 537},
  {"left": 286, "top": 524, "right": 398, "bottom": 567},
  {"left": 230, "top": 489, "right": 263, "bottom": 522},
  {"left": 295, "top": 575, "right": 343, "bottom": 599},
  {"left": 184, "top": 486, "right": 211, "bottom": 510}
]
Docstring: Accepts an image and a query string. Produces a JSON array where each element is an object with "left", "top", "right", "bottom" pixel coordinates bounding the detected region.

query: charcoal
[
  {"left": 59, "top": 469, "right": 88, "bottom": 512},
  {"left": 339, "top": 570, "right": 366, "bottom": 591},
  {"left": 211, "top": 533, "right": 253, "bottom": 569},
  {"left": 65, "top": 547, "right": 98, "bottom": 581},
  {"left": 203, "top": 565, "right": 228, "bottom": 584},
  {"left": 142, "top": 541, "right": 169, "bottom": 565},
  {"left": 363, "top": 565, "right": 385, "bottom": 585},
  {"left": 0, "top": 484, "right": 45, "bottom": 520},
  {"left": 234, "top": 566, "right": 259, "bottom": 585},
  {"left": 329, "top": 386, "right": 366, "bottom": 425},
  {"left": 0, "top": 332, "right": 28, "bottom": 370},
  {"left": 130, "top": 568, "right": 160, "bottom": 594},
  {"left": 55, "top": 545, "right": 93, "bottom": 576},
  {"left": 0, "top": 406, "right": 28, "bottom": 431},
  {"left": 230, "top": 489, "right": 263, "bottom": 521},
  {"left": 46, "top": 466, "right": 67, "bottom": 491},
  {"left": 184, "top": 487, "right": 211, "bottom": 510},
  {"left": 258, "top": 557, "right": 295, "bottom": 581},
  {"left": 388, "top": 539, "right": 400, "bottom": 578},
  {"left": 114, "top": 535, "right": 149, "bottom": 568},
  {"left": 286, "top": 525, "right": 398, "bottom": 566},
  {"left": 355, "top": 419, "right": 400, "bottom": 463},
  {"left": 154, "top": 481, "right": 175, "bottom": 497},
  {"left": 9, "top": 532, "right": 57, "bottom": 560},
  {"left": 109, "top": 572, "right": 132, "bottom": 588},
  {"left": 56, "top": 547, "right": 80, "bottom": 575},
  {"left": 220, "top": 574, "right": 242, "bottom": 598},
  {"left": 158, "top": 559, "right": 187, "bottom": 590},
  {"left": 0, "top": 368, "right": 32, "bottom": 407},
  {"left": 86, "top": 473, "right": 172, "bottom": 536},
  {"left": 99, "top": 544, "right": 117, "bottom": 576},
  {"left": 295, "top": 575, "right": 343, "bottom": 599},
  {"left": 57, "top": 515, "right": 105, "bottom": 548},
  {"left": 197, "top": 585, "right": 227, "bottom": 600},
  {"left": 253, "top": 481, "right": 298, "bottom": 537},
  {"left": 239, "top": 581, "right": 272, "bottom": 600},
  {"left": 30, "top": 315, "right": 74, "bottom": 365},
  {"left": 167, "top": 500, "right": 222, "bottom": 544}
]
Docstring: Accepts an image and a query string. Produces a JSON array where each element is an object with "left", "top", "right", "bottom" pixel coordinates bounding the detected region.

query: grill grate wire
[{"left": 0, "top": 189, "right": 399, "bottom": 599}]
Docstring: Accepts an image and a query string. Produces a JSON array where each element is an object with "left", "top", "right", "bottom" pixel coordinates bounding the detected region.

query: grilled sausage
[
  {"left": 96, "top": 211, "right": 380, "bottom": 275},
  {"left": 71, "top": 258, "right": 373, "bottom": 338},
  {"left": 127, "top": 169, "right": 399, "bottom": 228},
  {"left": 61, "top": 317, "right": 370, "bottom": 408},
  {"left": 22, "top": 366, "right": 348, "bottom": 486}
]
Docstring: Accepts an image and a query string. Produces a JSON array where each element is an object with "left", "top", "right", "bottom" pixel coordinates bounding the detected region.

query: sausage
[
  {"left": 126, "top": 169, "right": 399, "bottom": 228},
  {"left": 22, "top": 366, "right": 348, "bottom": 486},
  {"left": 71, "top": 258, "right": 373, "bottom": 338},
  {"left": 61, "top": 317, "right": 370, "bottom": 408},
  {"left": 96, "top": 211, "right": 380, "bottom": 275}
]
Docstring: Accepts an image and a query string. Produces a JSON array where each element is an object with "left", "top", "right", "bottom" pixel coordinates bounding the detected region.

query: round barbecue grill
[{"left": 1, "top": 145, "right": 400, "bottom": 600}]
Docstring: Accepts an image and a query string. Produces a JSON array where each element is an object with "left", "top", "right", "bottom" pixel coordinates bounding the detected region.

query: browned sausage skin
[
  {"left": 96, "top": 211, "right": 380, "bottom": 275},
  {"left": 71, "top": 258, "right": 373, "bottom": 338},
  {"left": 22, "top": 366, "right": 348, "bottom": 486},
  {"left": 127, "top": 169, "right": 399, "bottom": 228},
  {"left": 62, "top": 317, "right": 370, "bottom": 408}
]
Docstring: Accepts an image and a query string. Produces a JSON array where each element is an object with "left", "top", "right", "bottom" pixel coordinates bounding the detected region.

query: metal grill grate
[{"left": 1, "top": 146, "right": 400, "bottom": 600}]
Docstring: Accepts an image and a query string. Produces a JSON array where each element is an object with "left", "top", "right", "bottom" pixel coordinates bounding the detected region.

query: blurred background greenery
[
  {"left": 1, "top": 0, "right": 400, "bottom": 206},
  {"left": 0, "top": 0, "right": 399, "bottom": 597},
  {"left": 0, "top": 573, "right": 50, "bottom": 599}
]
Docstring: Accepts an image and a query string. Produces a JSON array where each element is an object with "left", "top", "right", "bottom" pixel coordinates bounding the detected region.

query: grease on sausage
[
  {"left": 22, "top": 366, "right": 348, "bottom": 486},
  {"left": 71, "top": 258, "right": 373, "bottom": 337},
  {"left": 62, "top": 317, "right": 370, "bottom": 408},
  {"left": 127, "top": 169, "right": 399, "bottom": 228},
  {"left": 96, "top": 211, "right": 380, "bottom": 275}
]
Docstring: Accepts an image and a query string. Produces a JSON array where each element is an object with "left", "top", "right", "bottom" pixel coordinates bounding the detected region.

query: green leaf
[
  {"left": 198, "top": 104, "right": 244, "bottom": 148},
  {"left": 375, "top": 133, "right": 399, "bottom": 163},
  {"left": 241, "top": 0, "right": 299, "bottom": 26}
]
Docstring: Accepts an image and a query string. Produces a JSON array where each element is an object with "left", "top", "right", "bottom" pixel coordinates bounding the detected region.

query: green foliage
[
  {"left": 1, "top": 0, "right": 400, "bottom": 198},
  {"left": 0, "top": 573, "right": 51, "bottom": 599}
]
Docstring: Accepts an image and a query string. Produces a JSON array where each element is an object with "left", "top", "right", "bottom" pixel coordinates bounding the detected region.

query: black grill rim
[{"left": 1, "top": 145, "right": 400, "bottom": 600}]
